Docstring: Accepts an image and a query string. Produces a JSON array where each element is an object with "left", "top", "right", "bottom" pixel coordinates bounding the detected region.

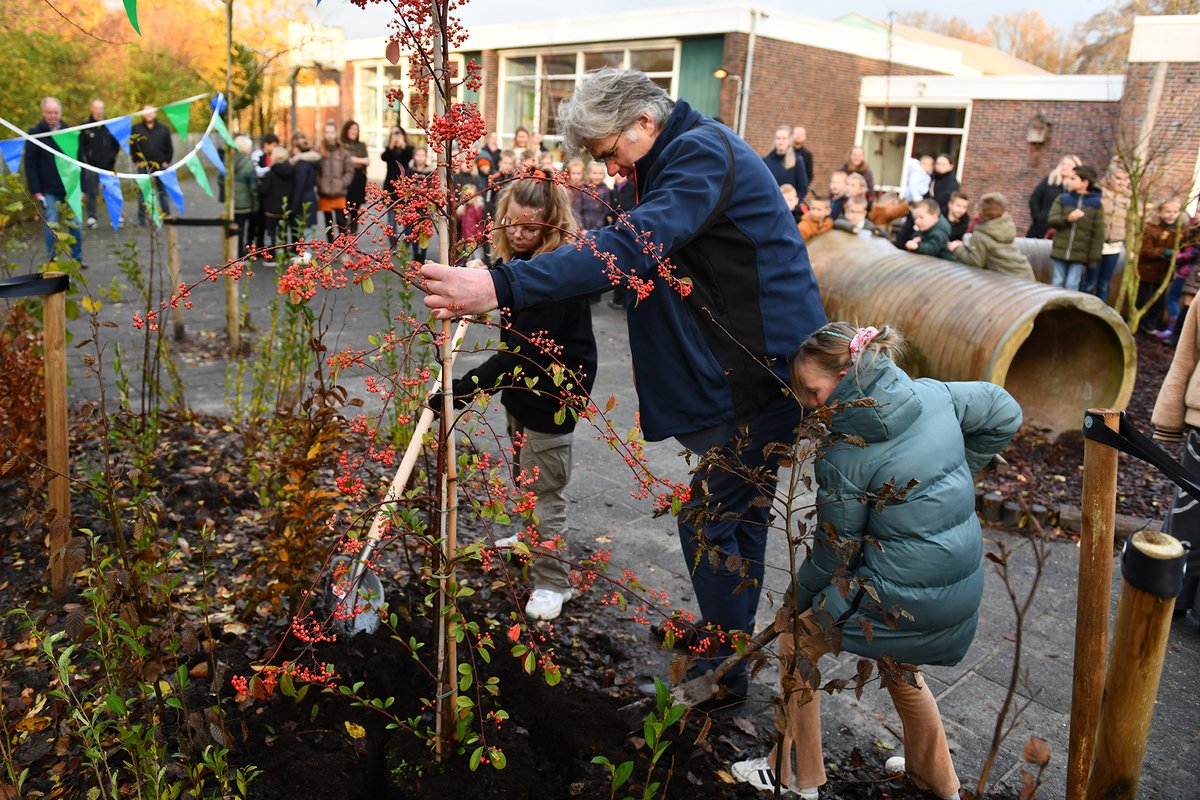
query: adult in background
[
  {"left": 380, "top": 126, "right": 414, "bottom": 250},
  {"left": 342, "top": 120, "right": 370, "bottom": 235},
  {"left": 1027, "top": 154, "right": 1081, "bottom": 238},
  {"left": 232, "top": 136, "right": 260, "bottom": 259},
  {"left": 764, "top": 125, "right": 809, "bottom": 199},
  {"left": 928, "top": 153, "right": 960, "bottom": 217},
  {"left": 316, "top": 121, "right": 355, "bottom": 242},
  {"left": 841, "top": 145, "right": 875, "bottom": 202},
  {"left": 25, "top": 97, "right": 83, "bottom": 266},
  {"left": 289, "top": 132, "right": 321, "bottom": 248},
  {"left": 791, "top": 126, "right": 814, "bottom": 192},
  {"left": 130, "top": 105, "right": 174, "bottom": 225},
  {"left": 422, "top": 68, "right": 827, "bottom": 703},
  {"left": 79, "top": 98, "right": 121, "bottom": 229}
]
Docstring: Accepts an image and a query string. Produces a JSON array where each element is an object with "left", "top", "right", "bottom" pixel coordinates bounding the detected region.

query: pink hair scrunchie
[{"left": 848, "top": 326, "right": 879, "bottom": 363}]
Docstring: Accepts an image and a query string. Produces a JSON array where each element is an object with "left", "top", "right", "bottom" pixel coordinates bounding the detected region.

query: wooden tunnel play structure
[{"left": 804, "top": 232, "right": 1137, "bottom": 437}]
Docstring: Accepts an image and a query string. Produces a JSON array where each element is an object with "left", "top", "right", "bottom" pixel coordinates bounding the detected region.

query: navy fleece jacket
[{"left": 490, "top": 100, "right": 826, "bottom": 441}]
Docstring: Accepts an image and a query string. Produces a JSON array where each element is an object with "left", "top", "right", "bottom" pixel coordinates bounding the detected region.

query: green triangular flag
[
  {"left": 50, "top": 130, "right": 79, "bottom": 160},
  {"left": 55, "top": 158, "right": 83, "bottom": 224},
  {"left": 183, "top": 152, "right": 213, "bottom": 198},
  {"left": 123, "top": 0, "right": 140, "bottom": 34},
  {"left": 162, "top": 101, "right": 192, "bottom": 141},
  {"left": 49, "top": 130, "right": 82, "bottom": 223},
  {"left": 135, "top": 175, "right": 160, "bottom": 227},
  {"left": 210, "top": 114, "right": 237, "bottom": 149}
]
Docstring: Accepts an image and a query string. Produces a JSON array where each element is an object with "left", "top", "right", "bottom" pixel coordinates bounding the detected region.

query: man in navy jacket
[
  {"left": 424, "top": 69, "right": 826, "bottom": 698},
  {"left": 25, "top": 97, "right": 83, "bottom": 266}
]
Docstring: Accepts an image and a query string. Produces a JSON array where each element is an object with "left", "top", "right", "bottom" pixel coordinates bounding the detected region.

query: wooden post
[
  {"left": 43, "top": 276, "right": 70, "bottom": 601},
  {"left": 1085, "top": 530, "right": 1185, "bottom": 800},
  {"left": 165, "top": 223, "right": 186, "bottom": 341},
  {"left": 1068, "top": 408, "right": 1120, "bottom": 800}
]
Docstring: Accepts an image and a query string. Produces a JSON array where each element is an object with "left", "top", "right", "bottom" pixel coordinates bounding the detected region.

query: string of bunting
[{"left": 0, "top": 93, "right": 237, "bottom": 232}]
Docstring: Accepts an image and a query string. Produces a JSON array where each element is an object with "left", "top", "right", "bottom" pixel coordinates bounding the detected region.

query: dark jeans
[
  {"left": 1137, "top": 279, "right": 1169, "bottom": 330},
  {"left": 1087, "top": 250, "right": 1121, "bottom": 304},
  {"left": 324, "top": 209, "right": 350, "bottom": 243},
  {"left": 676, "top": 395, "right": 801, "bottom": 682}
]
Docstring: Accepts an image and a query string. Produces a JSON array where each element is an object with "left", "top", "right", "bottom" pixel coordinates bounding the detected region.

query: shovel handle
[{"left": 350, "top": 319, "right": 471, "bottom": 583}]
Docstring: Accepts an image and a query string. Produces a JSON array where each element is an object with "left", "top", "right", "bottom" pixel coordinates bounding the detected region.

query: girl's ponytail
[{"left": 791, "top": 321, "right": 906, "bottom": 388}]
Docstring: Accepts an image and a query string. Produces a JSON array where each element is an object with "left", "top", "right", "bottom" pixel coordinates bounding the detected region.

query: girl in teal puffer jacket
[{"left": 733, "top": 322, "right": 1021, "bottom": 800}]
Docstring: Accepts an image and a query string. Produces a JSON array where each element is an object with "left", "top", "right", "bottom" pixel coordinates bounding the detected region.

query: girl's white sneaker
[{"left": 730, "top": 757, "right": 818, "bottom": 799}]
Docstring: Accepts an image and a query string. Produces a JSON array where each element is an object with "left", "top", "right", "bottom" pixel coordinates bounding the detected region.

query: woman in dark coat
[
  {"left": 763, "top": 125, "right": 809, "bottom": 198},
  {"left": 928, "top": 153, "right": 960, "bottom": 217},
  {"left": 1027, "top": 154, "right": 1081, "bottom": 238}
]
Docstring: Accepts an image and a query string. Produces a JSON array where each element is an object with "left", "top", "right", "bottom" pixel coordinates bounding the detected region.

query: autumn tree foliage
[
  {"left": 900, "top": 0, "right": 1200, "bottom": 75},
  {"left": 0, "top": 0, "right": 306, "bottom": 129}
]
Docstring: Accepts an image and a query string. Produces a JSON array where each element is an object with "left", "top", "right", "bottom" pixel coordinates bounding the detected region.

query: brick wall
[
  {"left": 962, "top": 100, "right": 1120, "bottom": 234},
  {"left": 720, "top": 33, "right": 934, "bottom": 190},
  {"left": 1119, "top": 62, "right": 1200, "bottom": 204},
  {"left": 481, "top": 49, "right": 500, "bottom": 137}
]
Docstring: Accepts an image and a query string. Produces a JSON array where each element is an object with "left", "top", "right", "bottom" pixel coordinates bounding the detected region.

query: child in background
[
  {"left": 780, "top": 183, "right": 805, "bottom": 224},
  {"left": 572, "top": 160, "right": 611, "bottom": 233},
  {"left": 904, "top": 199, "right": 954, "bottom": 259},
  {"left": 455, "top": 183, "right": 486, "bottom": 258},
  {"left": 844, "top": 173, "right": 872, "bottom": 215},
  {"left": 799, "top": 197, "right": 832, "bottom": 242},
  {"left": 1139, "top": 198, "right": 1188, "bottom": 334},
  {"left": 1048, "top": 164, "right": 1105, "bottom": 291},
  {"left": 946, "top": 192, "right": 971, "bottom": 242},
  {"left": 733, "top": 322, "right": 1021, "bottom": 800},
  {"left": 833, "top": 197, "right": 884, "bottom": 236},
  {"left": 288, "top": 132, "right": 320, "bottom": 248},
  {"left": 948, "top": 193, "right": 1035, "bottom": 280},
  {"left": 829, "top": 171, "right": 848, "bottom": 220},
  {"left": 260, "top": 145, "right": 295, "bottom": 253},
  {"left": 538, "top": 151, "right": 557, "bottom": 177},
  {"left": 439, "top": 177, "right": 597, "bottom": 622},
  {"left": 406, "top": 146, "right": 435, "bottom": 264}
]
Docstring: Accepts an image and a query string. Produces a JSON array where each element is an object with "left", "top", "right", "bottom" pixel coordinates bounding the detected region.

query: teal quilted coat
[{"left": 795, "top": 355, "right": 1022, "bottom": 666}]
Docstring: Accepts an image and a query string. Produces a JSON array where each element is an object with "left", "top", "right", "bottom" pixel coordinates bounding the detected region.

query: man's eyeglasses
[{"left": 591, "top": 130, "right": 625, "bottom": 163}]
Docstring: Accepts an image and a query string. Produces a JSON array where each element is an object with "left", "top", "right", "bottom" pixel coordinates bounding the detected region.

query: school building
[{"left": 305, "top": 4, "right": 1200, "bottom": 233}]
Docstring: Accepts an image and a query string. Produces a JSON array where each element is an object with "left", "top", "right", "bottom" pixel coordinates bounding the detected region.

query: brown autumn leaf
[
  {"left": 668, "top": 655, "right": 690, "bottom": 686},
  {"left": 1023, "top": 735, "right": 1051, "bottom": 767},
  {"left": 15, "top": 715, "right": 51, "bottom": 732}
]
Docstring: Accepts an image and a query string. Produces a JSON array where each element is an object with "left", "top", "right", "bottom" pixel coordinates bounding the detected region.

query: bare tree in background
[{"left": 1072, "top": 0, "right": 1200, "bottom": 74}]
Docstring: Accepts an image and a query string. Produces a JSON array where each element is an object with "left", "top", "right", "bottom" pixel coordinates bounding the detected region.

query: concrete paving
[{"left": 6, "top": 182, "right": 1199, "bottom": 798}]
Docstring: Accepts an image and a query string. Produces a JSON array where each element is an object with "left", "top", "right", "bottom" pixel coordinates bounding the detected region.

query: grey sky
[{"left": 310, "top": 0, "right": 1112, "bottom": 42}]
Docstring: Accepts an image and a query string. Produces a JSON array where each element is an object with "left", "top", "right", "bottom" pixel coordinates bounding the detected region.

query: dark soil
[{"left": 978, "top": 330, "right": 1182, "bottom": 527}]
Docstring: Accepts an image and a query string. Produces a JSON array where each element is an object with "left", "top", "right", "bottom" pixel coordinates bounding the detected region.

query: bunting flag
[
  {"left": 0, "top": 140, "right": 22, "bottom": 174},
  {"left": 199, "top": 135, "right": 226, "bottom": 176},
  {"left": 211, "top": 113, "right": 237, "bottom": 149},
  {"left": 104, "top": 116, "right": 133, "bottom": 156},
  {"left": 123, "top": 0, "right": 140, "bottom": 35},
  {"left": 162, "top": 101, "right": 191, "bottom": 141},
  {"left": 50, "top": 130, "right": 79, "bottom": 160},
  {"left": 135, "top": 175, "right": 160, "bottom": 227},
  {"left": 98, "top": 174, "right": 124, "bottom": 232},
  {"left": 184, "top": 153, "right": 213, "bottom": 198},
  {"left": 159, "top": 169, "right": 185, "bottom": 216},
  {"left": 56, "top": 158, "right": 83, "bottom": 224}
]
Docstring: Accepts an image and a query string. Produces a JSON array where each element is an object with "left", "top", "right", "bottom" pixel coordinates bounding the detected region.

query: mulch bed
[
  {"left": 979, "top": 330, "right": 1182, "bottom": 527},
  {"left": 12, "top": 329, "right": 1183, "bottom": 797}
]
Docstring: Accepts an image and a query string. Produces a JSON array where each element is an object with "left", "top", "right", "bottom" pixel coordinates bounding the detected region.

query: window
[
  {"left": 499, "top": 43, "right": 679, "bottom": 152},
  {"left": 352, "top": 57, "right": 464, "bottom": 150},
  {"left": 857, "top": 104, "right": 969, "bottom": 190}
]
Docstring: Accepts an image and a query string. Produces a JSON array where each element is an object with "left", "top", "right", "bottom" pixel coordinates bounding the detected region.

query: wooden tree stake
[
  {"left": 1068, "top": 408, "right": 1119, "bottom": 800},
  {"left": 1085, "top": 530, "right": 1185, "bottom": 799},
  {"left": 43, "top": 276, "right": 70, "bottom": 600}
]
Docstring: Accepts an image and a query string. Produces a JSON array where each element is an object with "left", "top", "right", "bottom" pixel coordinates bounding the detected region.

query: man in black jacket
[
  {"left": 79, "top": 99, "right": 122, "bottom": 229},
  {"left": 24, "top": 97, "right": 83, "bottom": 265},
  {"left": 130, "top": 105, "right": 174, "bottom": 225}
]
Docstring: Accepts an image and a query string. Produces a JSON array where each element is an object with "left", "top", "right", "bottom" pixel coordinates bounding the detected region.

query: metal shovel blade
[{"left": 326, "top": 555, "right": 386, "bottom": 637}]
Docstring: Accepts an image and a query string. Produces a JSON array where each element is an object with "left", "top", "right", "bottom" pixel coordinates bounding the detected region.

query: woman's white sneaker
[{"left": 730, "top": 757, "right": 818, "bottom": 798}]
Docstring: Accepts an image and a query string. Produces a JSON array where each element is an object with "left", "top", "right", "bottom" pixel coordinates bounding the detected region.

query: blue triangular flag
[
  {"left": 98, "top": 174, "right": 124, "bottom": 231},
  {"left": 104, "top": 116, "right": 133, "bottom": 156},
  {"left": 159, "top": 169, "right": 185, "bottom": 216},
  {"left": 199, "top": 135, "right": 225, "bottom": 176},
  {"left": 0, "top": 139, "right": 22, "bottom": 174}
]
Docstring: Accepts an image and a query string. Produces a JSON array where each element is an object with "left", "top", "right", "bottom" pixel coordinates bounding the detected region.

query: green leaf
[
  {"left": 522, "top": 651, "right": 536, "bottom": 674},
  {"left": 489, "top": 747, "right": 507, "bottom": 769},
  {"left": 544, "top": 666, "right": 560, "bottom": 686},
  {"left": 361, "top": 276, "right": 375, "bottom": 294},
  {"left": 614, "top": 760, "right": 634, "bottom": 790},
  {"left": 105, "top": 693, "right": 127, "bottom": 715},
  {"left": 469, "top": 746, "right": 484, "bottom": 771}
]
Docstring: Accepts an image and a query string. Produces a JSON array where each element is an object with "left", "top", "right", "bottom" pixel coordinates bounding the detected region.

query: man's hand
[
  {"left": 1067, "top": 209, "right": 1085, "bottom": 223},
  {"left": 421, "top": 262, "right": 500, "bottom": 319}
]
